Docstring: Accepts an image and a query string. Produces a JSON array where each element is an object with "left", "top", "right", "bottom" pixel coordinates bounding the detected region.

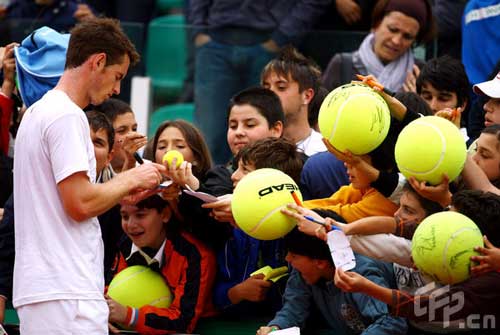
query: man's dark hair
[
  {"left": 452, "top": 190, "right": 500, "bottom": 246},
  {"left": 416, "top": 56, "right": 470, "bottom": 108},
  {"left": 261, "top": 45, "right": 321, "bottom": 93},
  {"left": 93, "top": 98, "right": 133, "bottom": 123},
  {"left": 235, "top": 137, "right": 303, "bottom": 184},
  {"left": 85, "top": 110, "right": 114, "bottom": 152},
  {"left": 285, "top": 209, "right": 346, "bottom": 264},
  {"left": 66, "top": 17, "right": 140, "bottom": 69},
  {"left": 227, "top": 87, "right": 285, "bottom": 128}
]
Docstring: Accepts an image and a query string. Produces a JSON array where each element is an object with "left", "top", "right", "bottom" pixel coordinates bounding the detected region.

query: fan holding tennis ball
[{"left": 162, "top": 150, "right": 184, "bottom": 168}]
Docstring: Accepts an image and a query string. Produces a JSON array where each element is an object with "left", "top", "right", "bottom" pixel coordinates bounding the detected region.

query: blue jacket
[
  {"left": 214, "top": 228, "right": 287, "bottom": 310},
  {"left": 462, "top": 0, "right": 500, "bottom": 84},
  {"left": 188, "top": 0, "right": 330, "bottom": 46},
  {"left": 269, "top": 255, "right": 408, "bottom": 335}
]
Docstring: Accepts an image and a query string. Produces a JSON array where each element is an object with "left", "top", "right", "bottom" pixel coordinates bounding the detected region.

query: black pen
[{"left": 133, "top": 152, "right": 144, "bottom": 165}]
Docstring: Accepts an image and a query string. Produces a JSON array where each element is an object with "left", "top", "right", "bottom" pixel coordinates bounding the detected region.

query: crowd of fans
[{"left": 1, "top": 1, "right": 500, "bottom": 335}]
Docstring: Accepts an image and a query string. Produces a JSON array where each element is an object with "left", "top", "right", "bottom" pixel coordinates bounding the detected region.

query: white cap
[{"left": 473, "top": 72, "right": 500, "bottom": 98}]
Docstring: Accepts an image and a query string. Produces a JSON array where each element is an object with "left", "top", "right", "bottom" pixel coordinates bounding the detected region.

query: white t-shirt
[
  {"left": 296, "top": 129, "right": 327, "bottom": 157},
  {"left": 13, "top": 90, "right": 104, "bottom": 307}
]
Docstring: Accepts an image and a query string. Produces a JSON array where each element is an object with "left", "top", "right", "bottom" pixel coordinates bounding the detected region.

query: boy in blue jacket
[{"left": 257, "top": 227, "right": 407, "bottom": 335}]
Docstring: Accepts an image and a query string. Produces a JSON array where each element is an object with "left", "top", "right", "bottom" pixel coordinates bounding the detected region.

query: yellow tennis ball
[
  {"left": 318, "top": 83, "right": 391, "bottom": 155},
  {"left": 231, "top": 168, "right": 301, "bottom": 240},
  {"left": 162, "top": 150, "right": 184, "bottom": 167},
  {"left": 395, "top": 116, "right": 466, "bottom": 185},
  {"left": 411, "top": 212, "right": 483, "bottom": 285},
  {"left": 108, "top": 265, "right": 172, "bottom": 309}
]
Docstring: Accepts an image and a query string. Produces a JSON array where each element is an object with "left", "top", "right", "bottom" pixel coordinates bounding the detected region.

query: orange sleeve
[{"left": 304, "top": 186, "right": 398, "bottom": 222}]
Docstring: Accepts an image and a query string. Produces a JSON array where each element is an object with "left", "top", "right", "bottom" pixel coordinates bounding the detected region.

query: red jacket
[
  {"left": 0, "top": 93, "right": 13, "bottom": 155},
  {"left": 115, "top": 230, "right": 217, "bottom": 334}
]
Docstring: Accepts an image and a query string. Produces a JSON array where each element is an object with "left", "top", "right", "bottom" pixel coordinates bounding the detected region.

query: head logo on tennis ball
[
  {"left": 395, "top": 116, "right": 466, "bottom": 185},
  {"left": 232, "top": 168, "right": 301, "bottom": 240},
  {"left": 411, "top": 211, "right": 483, "bottom": 285},
  {"left": 318, "top": 83, "right": 391, "bottom": 155}
]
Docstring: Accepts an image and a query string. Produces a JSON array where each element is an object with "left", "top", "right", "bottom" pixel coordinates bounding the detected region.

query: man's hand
[
  {"left": 194, "top": 33, "right": 211, "bottom": 47},
  {"left": 471, "top": 236, "right": 500, "bottom": 276},
  {"left": 228, "top": 274, "right": 272, "bottom": 304},
  {"left": 73, "top": 4, "right": 95, "bottom": 22},
  {"left": 261, "top": 39, "right": 280, "bottom": 53},
  {"left": 336, "top": 0, "right": 362, "bottom": 25}
]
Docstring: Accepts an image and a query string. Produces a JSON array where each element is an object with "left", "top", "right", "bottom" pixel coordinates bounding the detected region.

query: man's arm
[
  {"left": 57, "top": 163, "right": 164, "bottom": 222},
  {"left": 343, "top": 216, "right": 396, "bottom": 235}
]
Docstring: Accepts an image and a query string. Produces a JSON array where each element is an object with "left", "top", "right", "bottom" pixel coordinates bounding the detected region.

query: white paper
[
  {"left": 271, "top": 327, "right": 300, "bottom": 335},
  {"left": 158, "top": 180, "right": 173, "bottom": 189},
  {"left": 327, "top": 229, "right": 356, "bottom": 271},
  {"left": 183, "top": 185, "right": 218, "bottom": 203}
]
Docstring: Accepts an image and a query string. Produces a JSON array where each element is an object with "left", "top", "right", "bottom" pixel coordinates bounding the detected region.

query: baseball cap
[{"left": 473, "top": 72, "right": 500, "bottom": 99}]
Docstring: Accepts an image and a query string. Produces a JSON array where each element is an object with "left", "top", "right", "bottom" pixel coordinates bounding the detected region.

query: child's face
[
  {"left": 472, "top": 133, "right": 500, "bottom": 182},
  {"left": 262, "top": 72, "right": 308, "bottom": 118},
  {"left": 484, "top": 98, "right": 500, "bottom": 127},
  {"left": 285, "top": 251, "right": 324, "bottom": 285},
  {"left": 90, "top": 127, "right": 112, "bottom": 175},
  {"left": 227, "top": 104, "right": 281, "bottom": 155},
  {"left": 154, "top": 126, "right": 196, "bottom": 164},
  {"left": 231, "top": 159, "right": 256, "bottom": 188},
  {"left": 345, "top": 162, "right": 371, "bottom": 190},
  {"left": 112, "top": 112, "right": 137, "bottom": 165},
  {"left": 394, "top": 190, "right": 427, "bottom": 224},
  {"left": 420, "top": 82, "right": 461, "bottom": 114},
  {"left": 120, "top": 205, "right": 169, "bottom": 250}
]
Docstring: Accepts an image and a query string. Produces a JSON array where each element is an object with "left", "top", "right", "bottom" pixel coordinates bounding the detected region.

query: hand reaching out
[{"left": 471, "top": 236, "right": 500, "bottom": 276}]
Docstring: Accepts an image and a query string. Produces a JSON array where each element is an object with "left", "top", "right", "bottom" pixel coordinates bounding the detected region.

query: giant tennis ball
[
  {"left": 232, "top": 168, "right": 301, "bottom": 240},
  {"left": 162, "top": 150, "right": 184, "bottom": 168},
  {"left": 395, "top": 116, "right": 466, "bottom": 185},
  {"left": 411, "top": 212, "right": 483, "bottom": 285},
  {"left": 318, "top": 83, "right": 391, "bottom": 155},
  {"left": 108, "top": 265, "right": 172, "bottom": 309}
]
